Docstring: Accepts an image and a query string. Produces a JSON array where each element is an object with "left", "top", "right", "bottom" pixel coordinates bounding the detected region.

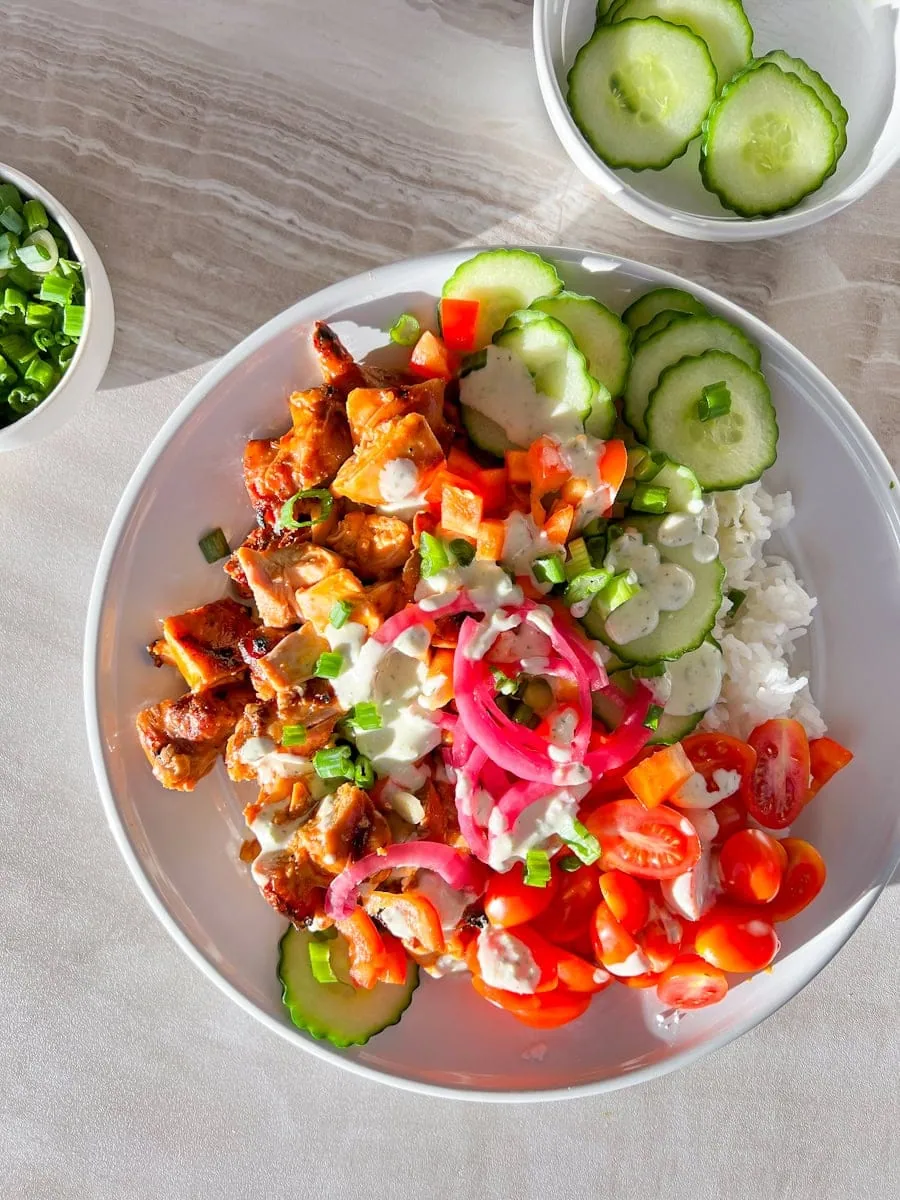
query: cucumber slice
[
  {"left": 442, "top": 250, "right": 563, "bottom": 349},
  {"left": 622, "top": 286, "right": 710, "bottom": 332},
  {"left": 652, "top": 458, "right": 703, "bottom": 512},
  {"left": 494, "top": 310, "right": 595, "bottom": 419},
  {"left": 584, "top": 380, "right": 617, "bottom": 440},
  {"left": 700, "top": 62, "right": 838, "bottom": 217},
  {"left": 632, "top": 309, "right": 685, "bottom": 348},
  {"left": 279, "top": 926, "right": 419, "bottom": 1048},
  {"left": 581, "top": 515, "right": 724, "bottom": 664},
  {"left": 646, "top": 349, "right": 777, "bottom": 490},
  {"left": 593, "top": 669, "right": 704, "bottom": 745},
  {"left": 531, "top": 291, "right": 632, "bottom": 397},
  {"left": 461, "top": 405, "right": 515, "bottom": 457},
  {"left": 609, "top": 0, "right": 753, "bottom": 91},
  {"left": 598, "top": 0, "right": 627, "bottom": 22},
  {"left": 624, "top": 313, "right": 761, "bottom": 441},
  {"left": 567, "top": 18, "right": 717, "bottom": 171},
  {"left": 756, "top": 50, "right": 848, "bottom": 165}
]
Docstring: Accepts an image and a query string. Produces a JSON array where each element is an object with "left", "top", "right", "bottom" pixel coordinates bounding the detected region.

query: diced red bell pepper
[
  {"left": 439, "top": 298, "right": 480, "bottom": 352},
  {"left": 409, "top": 331, "right": 458, "bottom": 381},
  {"left": 528, "top": 435, "right": 571, "bottom": 492},
  {"left": 543, "top": 501, "right": 575, "bottom": 545},
  {"left": 441, "top": 484, "right": 484, "bottom": 538},
  {"left": 598, "top": 439, "right": 628, "bottom": 495},
  {"left": 335, "top": 909, "right": 388, "bottom": 990},
  {"left": 505, "top": 449, "right": 531, "bottom": 484},
  {"left": 476, "top": 518, "right": 507, "bottom": 561}
]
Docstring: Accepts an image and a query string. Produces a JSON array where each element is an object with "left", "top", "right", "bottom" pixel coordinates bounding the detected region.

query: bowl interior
[
  {"left": 542, "top": 0, "right": 899, "bottom": 228},
  {"left": 87, "top": 248, "right": 900, "bottom": 1098}
]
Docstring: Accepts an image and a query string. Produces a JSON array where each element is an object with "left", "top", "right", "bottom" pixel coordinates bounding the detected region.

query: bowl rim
[
  {"left": 84, "top": 244, "right": 900, "bottom": 1102},
  {"left": 0, "top": 161, "right": 100, "bottom": 441},
  {"left": 531, "top": 0, "right": 900, "bottom": 242}
]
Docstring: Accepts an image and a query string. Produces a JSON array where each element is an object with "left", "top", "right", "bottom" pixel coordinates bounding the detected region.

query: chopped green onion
[
  {"left": 460, "top": 348, "right": 488, "bottom": 377},
  {"left": 57, "top": 342, "right": 76, "bottom": 367},
  {"left": 419, "top": 531, "right": 451, "bottom": 578},
  {"left": 491, "top": 667, "right": 519, "bottom": 696},
  {"left": 24, "top": 357, "right": 57, "bottom": 393},
  {"left": 562, "top": 819, "right": 602, "bottom": 866},
  {"left": 39, "top": 270, "right": 74, "bottom": 306},
  {"left": 315, "top": 651, "right": 344, "bottom": 679},
  {"left": 388, "top": 312, "right": 421, "bottom": 346},
  {"left": 565, "top": 537, "right": 591, "bottom": 580},
  {"left": 524, "top": 849, "right": 552, "bottom": 888},
  {"left": 632, "top": 449, "right": 667, "bottom": 482},
  {"left": 24, "top": 302, "right": 53, "bottom": 328},
  {"left": 6, "top": 388, "right": 39, "bottom": 415},
  {"left": 279, "top": 487, "right": 333, "bottom": 530},
  {"left": 582, "top": 517, "right": 606, "bottom": 537},
  {"left": 20, "top": 231, "right": 59, "bottom": 276},
  {"left": 0, "top": 207, "right": 24, "bottom": 235},
  {"left": 607, "top": 524, "right": 624, "bottom": 543},
  {"left": 350, "top": 701, "right": 382, "bottom": 731},
  {"left": 0, "top": 333, "right": 38, "bottom": 367},
  {"left": 511, "top": 701, "right": 537, "bottom": 728},
  {"left": 22, "top": 199, "right": 48, "bottom": 233},
  {"left": 198, "top": 527, "right": 230, "bottom": 563},
  {"left": 5, "top": 261, "right": 39, "bottom": 290},
  {"left": 449, "top": 538, "right": 475, "bottom": 567},
  {"left": 586, "top": 533, "right": 607, "bottom": 568},
  {"left": 354, "top": 756, "right": 375, "bottom": 789},
  {"left": 308, "top": 939, "right": 339, "bottom": 984},
  {"left": 644, "top": 704, "right": 664, "bottom": 731},
  {"left": 631, "top": 483, "right": 669, "bottom": 514},
  {"left": 313, "top": 745, "right": 354, "bottom": 779},
  {"left": 632, "top": 661, "right": 666, "bottom": 679},
  {"left": 0, "top": 234, "right": 19, "bottom": 271},
  {"left": 595, "top": 570, "right": 640, "bottom": 618},
  {"left": 558, "top": 854, "right": 583, "bottom": 873},
  {"left": 32, "top": 328, "right": 55, "bottom": 352},
  {"left": 3, "top": 287, "right": 26, "bottom": 315},
  {"left": 697, "top": 381, "right": 731, "bottom": 421},
  {"left": 281, "top": 724, "right": 307, "bottom": 747},
  {"left": 532, "top": 554, "right": 566, "bottom": 585},
  {"left": 728, "top": 588, "right": 747, "bottom": 616},
  {"left": 564, "top": 568, "right": 611, "bottom": 607},
  {"left": 0, "top": 184, "right": 23, "bottom": 212},
  {"left": 329, "top": 599, "right": 353, "bottom": 629},
  {"left": 617, "top": 478, "right": 636, "bottom": 505}
]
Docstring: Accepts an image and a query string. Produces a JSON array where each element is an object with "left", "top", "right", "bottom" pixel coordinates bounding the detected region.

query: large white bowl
[
  {"left": 534, "top": 0, "right": 900, "bottom": 241},
  {"left": 85, "top": 247, "right": 900, "bottom": 1100},
  {"left": 0, "top": 163, "right": 115, "bottom": 451}
]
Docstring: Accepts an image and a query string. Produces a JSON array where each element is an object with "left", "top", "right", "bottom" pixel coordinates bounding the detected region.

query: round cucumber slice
[
  {"left": 580, "top": 514, "right": 724, "bottom": 664},
  {"left": 622, "top": 286, "right": 710, "bottom": 332},
  {"left": 652, "top": 458, "right": 704, "bottom": 513},
  {"left": 645, "top": 349, "right": 778, "bottom": 490},
  {"left": 593, "top": 669, "right": 704, "bottom": 745},
  {"left": 567, "top": 18, "right": 717, "bottom": 171},
  {"left": 756, "top": 50, "right": 848, "bottom": 165},
  {"left": 624, "top": 312, "right": 761, "bottom": 441},
  {"left": 531, "top": 291, "right": 632, "bottom": 398},
  {"left": 609, "top": 0, "right": 753, "bottom": 90},
  {"left": 442, "top": 249, "right": 563, "bottom": 349},
  {"left": 279, "top": 926, "right": 419, "bottom": 1048},
  {"left": 494, "top": 311, "right": 595, "bottom": 421},
  {"left": 632, "top": 309, "right": 686, "bottom": 347},
  {"left": 461, "top": 404, "right": 515, "bottom": 457},
  {"left": 700, "top": 62, "right": 839, "bottom": 217}
]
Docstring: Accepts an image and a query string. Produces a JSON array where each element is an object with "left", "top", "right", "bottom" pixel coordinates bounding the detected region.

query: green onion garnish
[
  {"left": 565, "top": 537, "right": 591, "bottom": 581},
  {"left": 329, "top": 599, "right": 353, "bottom": 629},
  {"left": 308, "top": 939, "right": 339, "bottom": 984},
  {"left": 607, "top": 524, "right": 624, "bottom": 543},
  {"left": 24, "top": 357, "right": 57, "bottom": 392},
  {"left": 532, "top": 554, "right": 566, "bottom": 585},
  {"left": 388, "top": 312, "right": 421, "bottom": 346},
  {"left": 22, "top": 199, "right": 48, "bottom": 233},
  {"left": 460, "top": 348, "right": 488, "bottom": 377},
  {"left": 632, "top": 661, "right": 666, "bottom": 679},
  {"left": 62, "top": 305, "right": 85, "bottom": 338},
  {"left": 0, "top": 207, "right": 25, "bottom": 235},
  {"left": 15, "top": 241, "right": 52, "bottom": 272},
  {"left": 24, "top": 302, "right": 53, "bottom": 328},
  {"left": 354, "top": 756, "right": 375, "bottom": 789},
  {"left": 644, "top": 704, "right": 664, "bottom": 731},
  {"left": 728, "top": 588, "right": 747, "bottom": 616},
  {"left": 523, "top": 849, "right": 552, "bottom": 888},
  {"left": 449, "top": 538, "right": 475, "bottom": 567},
  {"left": 279, "top": 487, "right": 333, "bottom": 530},
  {"left": 0, "top": 185, "right": 23, "bottom": 212},
  {"left": 558, "top": 854, "right": 583, "bottom": 873},
  {"left": 564, "top": 568, "right": 611, "bottom": 607},
  {"left": 632, "top": 449, "right": 667, "bottom": 482},
  {"left": 491, "top": 667, "right": 519, "bottom": 696},
  {"left": 313, "top": 745, "right": 354, "bottom": 779},
  {"left": 562, "top": 819, "right": 602, "bottom": 866},
  {"left": 314, "top": 651, "right": 344, "bottom": 679},
  {"left": 198, "top": 528, "right": 230, "bottom": 563},
  {"left": 3, "top": 287, "right": 26, "bottom": 315},
  {"left": 0, "top": 234, "right": 18, "bottom": 270},
  {"left": 595, "top": 570, "right": 640, "bottom": 618},
  {"left": 0, "top": 333, "right": 38, "bottom": 367},
  {"left": 617, "top": 479, "right": 636, "bottom": 505},
  {"left": 631, "top": 483, "right": 669, "bottom": 514},
  {"left": 586, "top": 533, "right": 608, "bottom": 567},
  {"left": 39, "top": 270, "right": 74, "bottom": 307},
  {"left": 419, "top": 531, "right": 451, "bottom": 578},
  {"left": 350, "top": 701, "right": 382, "bottom": 731},
  {"left": 698, "top": 381, "right": 731, "bottom": 421},
  {"left": 6, "top": 387, "right": 39, "bottom": 414},
  {"left": 282, "top": 724, "right": 307, "bottom": 747}
]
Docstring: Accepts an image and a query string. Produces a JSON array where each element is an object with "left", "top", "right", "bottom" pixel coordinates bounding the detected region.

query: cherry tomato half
[
  {"left": 719, "top": 829, "right": 787, "bottom": 904},
  {"left": 532, "top": 864, "right": 601, "bottom": 954},
  {"left": 694, "top": 907, "right": 780, "bottom": 973},
  {"left": 554, "top": 946, "right": 613, "bottom": 994},
  {"left": 808, "top": 737, "right": 853, "bottom": 800},
  {"left": 599, "top": 870, "right": 650, "bottom": 934},
  {"left": 657, "top": 955, "right": 728, "bottom": 1009},
  {"left": 742, "top": 719, "right": 811, "bottom": 830},
  {"left": 586, "top": 800, "right": 701, "bottom": 880},
  {"left": 681, "top": 732, "right": 757, "bottom": 790},
  {"left": 765, "top": 839, "right": 827, "bottom": 923},
  {"left": 711, "top": 797, "right": 747, "bottom": 844},
  {"left": 637, "top": 905, "right": 684, "bottom": 973},
  {"left": 591, "top": 902, "right": 651, "bottom": 977},
  {"left": 484, "top": 861, "right": 559, "bottom": 928},
  {"left": 471, "top": 975, "right": 593, "bottom": 1028},
  {"left": 617, "top": 972, "right": 661, "bottom": 989}
]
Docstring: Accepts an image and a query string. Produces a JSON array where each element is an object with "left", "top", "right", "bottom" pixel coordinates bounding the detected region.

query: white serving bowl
[
  {"left": 85, "top": 247, "right": 900, "bottom": 1100},
  {"left": 0, "top": 163, "right": 115, "bottom": 451},
  {"left": 534, "top": 0, "right": 900, "bottom": 241}
]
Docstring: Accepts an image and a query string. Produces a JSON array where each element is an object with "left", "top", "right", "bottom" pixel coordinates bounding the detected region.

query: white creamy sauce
[
  {"left": 660, "top": 834, "right": 720, "bottom": 922},
  {"left": 459, "top": 345, "right": 584, "bottom": 449},
  {"left": 604, "top": 947, "right": 651, "bottom": 978},
  {"left": 476, "top": 927, "right": 541, "bottom": 994},
  {"left": 486, "top": 787, "right": 586, "bottom": 872},
  {"left": 500, "top": 512, "right": 556, "bottom": 593},
  {"left": 464, "top": 609, "right": 522, "bottom": 661},
  {"left": 558, "top": 433, "right": 614, "bottom": 530},
  {"left": 376, "top": 904, "right": 418, "bottom": 943},
  {"left": 427, "top": 955, "right": 470, "bottom": 978},
  {"left": 672, "top": 768, "right": 741, "bottom": 810},
  {"left": 392, "top": 624, "right": 432, "bottom": 660},
  {"left": 415, "top": 559, "right": 523, "bottom": 614},
  {"left": 378, "top": 458, "right": 420, "bottom": 502},
  {"left": 604, "top": 530, "right": 696, "bottom": 645},
  {"left": 492, "top": 622, "right": 551, "bottom": 666},
  {"left": 388, "top": 761, "right": 429, "bottom": 792},
  {"left": 238, "top": 735, "right": 314, "bottom": 789},
  {"left": 416, "top": 871, "right": 473, "bottom": 932},
  {"left": 664, "top": 641, "right": 725, "bottom": 716}
]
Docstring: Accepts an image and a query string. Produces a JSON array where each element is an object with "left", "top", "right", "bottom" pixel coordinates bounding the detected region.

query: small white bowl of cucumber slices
[{"left": 534, "top": 0, "right": 900, "bottom": 239}]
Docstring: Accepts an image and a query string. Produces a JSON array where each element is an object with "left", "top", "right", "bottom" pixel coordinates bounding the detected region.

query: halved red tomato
[
  {"left": 532, "top": 864, "right": 601, "bottom": 954},
  {"left": 471, "top": 976, "right": 593, "bottom": 1028},
  {"left": 765, "top": 838, "right": 826, "bottom": 922},
  {"left": 657, "top": 955, "right": 728, "bottom": 1009},
  {"left": 637, "top": 906, "right": 684, "bottom": 973},
  {"left": 598, "top": 870, "right": 650, "bottom": 934},
  {"left": 585, "top": 800, "right": 701, "bottom": 880},
  {"left": 807, "top": 737, "right": 853, "bottom": 800},
  {"left": 719, "top": 829, "right": 787, "bottom": 904},
  {"left": 681, "top": 732, "right": 757, "bottom": 789},
  {"left": 711, "top": 796, "right": 747, "bottom": 844},
  {"left": 694, "top": 906, "right": 779, "bottom": 973},
  {"left": 742, "top": 719, "right": 811, "bottom": 829},
  {"left": 591, "top": 902, "right": 650, "bottom": 977},
  {"left": 484, "top": 861, "right": 559, "bottom": 928}
]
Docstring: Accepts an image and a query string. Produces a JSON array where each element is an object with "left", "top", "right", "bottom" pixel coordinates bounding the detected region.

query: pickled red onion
[{"left": 325, "top": 842, "right": 484, "bottom": 919}]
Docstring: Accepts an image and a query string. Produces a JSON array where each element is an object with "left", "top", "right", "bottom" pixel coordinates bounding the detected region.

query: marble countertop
[{"left": 1, "top": 2, "right": 898, "bottom": 1197}]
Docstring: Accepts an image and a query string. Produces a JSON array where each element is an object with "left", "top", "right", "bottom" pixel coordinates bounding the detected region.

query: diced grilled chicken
[
  {"left": 252, "top": 846, "right": 331, "bottom": 927},
  {"left": 249, "top": 622, "right": 329, "bottom": 693},
  {"left": 226, "top": 694, "right": 341, "bottom": 782},
  {"left": 418, "top": 777, "right": 463, "bottom": 847},
  {"left": 147, "top": 638, "right": 177, "bottom": 668},
  {"left": 157, "top": 597, "right": 257, "bottom": 691},
  {"left": 293, "top": 567, "right": 383, "bottom": 635},
  {"left": 325, "top": 512, "right": 412, "bottom": 581},
  {"left": 346, "top": 379, "right": 448, "bottom": 446},
  {"left": 242, "top": 438, "right": 281, "bottom": 523},
  {"left": 331, "top": 412, "right": 444, "bottom": 507},
  {"left": 224, "top": 520, "right": 341, "bottom": 597},
  {"left": 295, "top": 783, "right": 391, "bottom": 873},
  {"left": 312, "top": 321, "right": 412, "bottom": 395},
  {"left": 136, "top": 681, "right": 254, "bottom": 791},
  {"left": 236, "top": 540, "right": 344, "bottom": 627}
]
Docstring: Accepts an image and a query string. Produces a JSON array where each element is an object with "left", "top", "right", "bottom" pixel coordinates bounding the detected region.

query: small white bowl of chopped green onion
[
  {"left": 533, "top": 0, "right": 900, "bottom": 240},
  {"left": 0, "top": 164, "right": 114, "bottom": 450}
]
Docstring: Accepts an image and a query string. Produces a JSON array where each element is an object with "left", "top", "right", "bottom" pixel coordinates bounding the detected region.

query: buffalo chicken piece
[
  {"left": 345, "top": 378, "right": 448, "bottom": 447},
  {"left": 252, "top": 845, "right": 331, "bottom": 927},
  {"left": 151, "top": 597, "right": 257, "bottom": 691},
  {"left": 295, "top": 782, "right": 391, "bottom": 873},
  {"left": 331, "top": 412, "right": 444, "bottom": 507},
  {"left": 136, "top": 681, "right": 254, "bottom": 791},
  {"left": 236, "top": 540, "right": 344, "bottom": 627},
  {"left": 325, "top": 512, "right": 412, "bottom": 581}
]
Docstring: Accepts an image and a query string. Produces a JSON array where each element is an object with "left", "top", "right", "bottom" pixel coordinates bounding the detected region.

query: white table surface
[{"left": 2, "top": 2, "right": 899, "bottom": 1197}]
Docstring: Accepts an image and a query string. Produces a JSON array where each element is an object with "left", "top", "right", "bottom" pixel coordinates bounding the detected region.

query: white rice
[{"left": 700, "top": 482, "right": 826, "bottom": 740}]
